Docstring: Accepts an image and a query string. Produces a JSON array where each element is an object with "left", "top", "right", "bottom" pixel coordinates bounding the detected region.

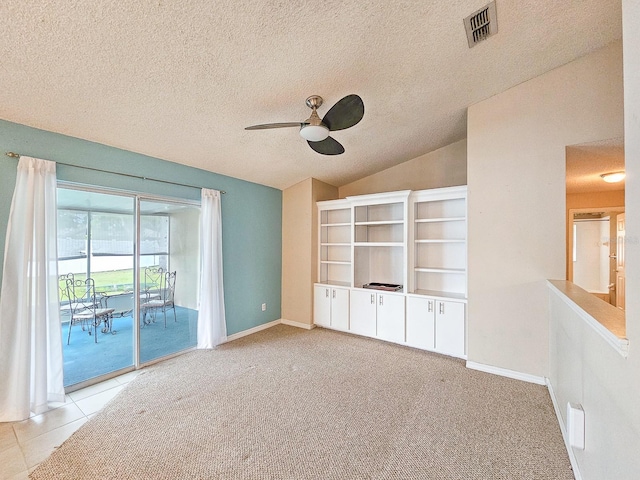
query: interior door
[{"left": 616, "top": 213, "right": 625, "bottom": 310}]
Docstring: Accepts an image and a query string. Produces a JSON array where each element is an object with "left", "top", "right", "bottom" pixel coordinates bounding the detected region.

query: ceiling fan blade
[
  {"left": 307, "top": 136, "right": 345, "bottom": 155},
  {"left": 321, "top": 94, "right": 364, "bottom": 131},
  {"left": 245, "top": 122, "right": 304, "bottom": 130}
]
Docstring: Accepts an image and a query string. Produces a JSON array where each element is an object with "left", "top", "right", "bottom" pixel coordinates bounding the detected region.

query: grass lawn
[{"left": 59, "top": 267, "right": 161, "bottom": 295}]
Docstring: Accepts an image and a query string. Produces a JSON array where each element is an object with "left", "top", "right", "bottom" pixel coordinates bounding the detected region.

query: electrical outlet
[{"left": 261, "top": 303, "right": 266, "bottom": 311}]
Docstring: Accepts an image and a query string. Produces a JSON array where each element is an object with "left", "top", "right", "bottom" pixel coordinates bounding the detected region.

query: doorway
[
  {"left": 569, "top": 209, "right": 624, "bottom": 307},
  {"left": 565, "top": 137, "right": 625, "bottom": 310}
]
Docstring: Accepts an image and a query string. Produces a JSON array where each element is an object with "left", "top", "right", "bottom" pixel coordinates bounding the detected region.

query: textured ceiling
[
  {"left": 0, "top": 1, "right": 622, "bottom": 190},
  {"left": 566, "top": 138, "right": 625, "bottom": 195}
]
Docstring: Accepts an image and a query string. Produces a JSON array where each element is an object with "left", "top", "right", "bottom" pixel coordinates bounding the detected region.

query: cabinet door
[
  {"left": 406, "top": 296, "right": 435, "bottom": 349},
  {"left": 376, "top": 293, "right": 405, "bottom": 343},
  {"left": 435, "top": 300, "right": 465, "bottom": 357},
  {"left": 314, "top": 285, "right": 331, "bottom": 327},
  {"left": 331, "top": 287, "right": 350, "bottom": 330},
  {"left": 349, "top": 289, "right": 377, "bottom": 337}
]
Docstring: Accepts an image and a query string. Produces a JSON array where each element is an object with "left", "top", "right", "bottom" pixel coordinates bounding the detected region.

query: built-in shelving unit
[
  {"left": 314, "top": 186, "right": 467, "bottom": 359},
  {"left": 318, "top": 199, "right": 352, "bottom": 287},
  {"left": 410, "top": 187, "right": 467, "bottom": 299},
  {"left": 351, "top": 191, "right": 410, "bottom": 291}
]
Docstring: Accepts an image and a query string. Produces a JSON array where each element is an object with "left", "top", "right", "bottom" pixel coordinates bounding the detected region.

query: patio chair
[
  {"left": 65, "top": 277, "right": 114, "bottom": 344},
  {"left": 58, "top": 272, "right": 75, "bottom": 319},
  {"left": 141, "top": 266, "right": 164, "bottom": 302},
  {"left": 140, "top": 270, "right": 177, "bottom": 328}
]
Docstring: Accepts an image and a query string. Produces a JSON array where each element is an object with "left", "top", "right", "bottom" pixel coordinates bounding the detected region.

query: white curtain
[
  {"left": 197, "top": 188, "right": 226, "bottom": 348},
  {"left": 0, "top": 157, "right": 64, "bottom": 422}
]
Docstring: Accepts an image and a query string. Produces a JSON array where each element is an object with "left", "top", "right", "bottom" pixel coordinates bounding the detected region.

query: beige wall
[
  {"left": 281, "top": 178, "right": 338, "bottom": 325},
  {"left": 467, "top": 40, "right": 624, "bottom": 377},
  {"left": 338, "top": 139, "right": 466, "bottom": 198},
  {"left": 566, "top": 190, "right": 625, "bottom": 210}
]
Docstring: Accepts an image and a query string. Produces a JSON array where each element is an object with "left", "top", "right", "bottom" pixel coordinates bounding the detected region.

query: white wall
[
  {"left": 467, "top": 40, "right": 624, "bottom": 377},
  {"left": 548, "top": 283, "right": 638, "bottom": 479},
  {"left": 468, "top": 14, "right": 640, "bottom": 476}
]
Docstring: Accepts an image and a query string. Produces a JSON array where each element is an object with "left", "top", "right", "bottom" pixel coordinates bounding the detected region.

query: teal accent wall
[{"left": 0, "top": 119, "right": 282, "bottom": 336}]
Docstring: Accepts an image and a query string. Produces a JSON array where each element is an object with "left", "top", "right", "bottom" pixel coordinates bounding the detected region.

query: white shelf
[
  {"left": 411, "top": 289, "right": 467, "bottom": 301},
  {"left": 354, "top": 242, "right": 404, "bottom": 247},
  {"left": 415, "top": 239, "right": 465, "bottom": 243},
  {"left": 415, "top": 267, "right": 465, "bottom": 274},
  {"left": 316, "top": 280, "right": 351, "bottom": 288},
  {"left": 415, "top": 216, "right": 465, "bottom": 223},
  {"left": 318, "top": 202, "right": 352, "bottom": 286},
  {"left": 354, "top": 220, "right": 404, "bottom": 226},
  {"left": 410, "top": 187, "right": 467, "bottom": 299}
]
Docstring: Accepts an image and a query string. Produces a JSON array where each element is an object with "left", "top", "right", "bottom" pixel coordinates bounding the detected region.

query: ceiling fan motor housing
[{"left": 300, "top": 108, "right": 330, "bottom": 141}]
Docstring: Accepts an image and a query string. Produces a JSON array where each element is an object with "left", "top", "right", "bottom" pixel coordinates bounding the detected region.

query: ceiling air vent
[{"left": 464, "top": 1, "right": 498, "bottom": 48}]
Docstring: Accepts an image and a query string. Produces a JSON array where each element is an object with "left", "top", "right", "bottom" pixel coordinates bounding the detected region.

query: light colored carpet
[{"left": 30, "top": 325, "right": 573, "bottom": 479}]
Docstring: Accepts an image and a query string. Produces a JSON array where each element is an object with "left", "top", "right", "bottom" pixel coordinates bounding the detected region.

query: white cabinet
[
  {"left": 406, "top": 295, "right": 465, "bottom": 357},
  {"left": 435, "top": 299, "right": 465, "bottom": 357},
  {"left": 406, "top": 296, "right": 436, "bottom": 350},
  {"left": 349, "top": 289, "right": 377, "bottom": 337},
  {"left": 314, "top": 285, "right": 349, "bottom": 330},
  {"left": 376, "top": 293, "right": 405, "bottom": 343},
  {"left": 350, "top": 289, "right": 405, "bottom": 343}
]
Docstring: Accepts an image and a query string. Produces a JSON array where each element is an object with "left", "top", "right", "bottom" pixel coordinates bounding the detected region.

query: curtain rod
[{"left": 4, "top": 151, "right": 226, "bottom": 194}]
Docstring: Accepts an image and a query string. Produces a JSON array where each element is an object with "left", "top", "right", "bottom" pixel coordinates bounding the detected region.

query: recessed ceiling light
[{"left": 600, "top": 171, "right": 625, "bottom": 183}]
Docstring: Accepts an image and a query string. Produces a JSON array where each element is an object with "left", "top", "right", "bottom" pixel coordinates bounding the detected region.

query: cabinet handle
[
  {"left": 428, "top": 300, "right": 433, "bottom": 313},
  {"left": 325, "top": 288, "right": 329, "bottom": 298},
  {"left": 371, "top": 294, "right": 375, "bottom": 304},
  {"left": 379, "top": 295, "right": 383, "bottom": 306},
  {"left": 439, "top": 302, "right": 445, "bottom": 315},
  {"left": 332, "top": 289, "right": 336, "bottom": 299}
]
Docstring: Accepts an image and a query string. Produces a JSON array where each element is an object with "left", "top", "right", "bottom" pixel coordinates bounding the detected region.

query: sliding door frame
[{"left": 57, "top": 181, "right": 201, "bottom": 391}]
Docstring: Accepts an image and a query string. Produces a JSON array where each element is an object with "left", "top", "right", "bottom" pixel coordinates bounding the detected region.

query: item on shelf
[{"left": 363, "top": 282, "right": 403, "bottom": 292}]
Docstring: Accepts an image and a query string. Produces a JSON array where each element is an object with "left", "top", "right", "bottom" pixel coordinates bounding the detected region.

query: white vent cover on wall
[{"left": 464, "top": 1, "right": 498, "bottom": 48}]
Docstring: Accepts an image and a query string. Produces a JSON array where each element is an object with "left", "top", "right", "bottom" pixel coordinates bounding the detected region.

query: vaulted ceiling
[{"left": 0, "top": 1, "right": 622, "bottom": 190}]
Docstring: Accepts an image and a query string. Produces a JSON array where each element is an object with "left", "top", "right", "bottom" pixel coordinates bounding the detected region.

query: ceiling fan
[{"left": 245, "top": 94, "right": 364, "bottom": 155}]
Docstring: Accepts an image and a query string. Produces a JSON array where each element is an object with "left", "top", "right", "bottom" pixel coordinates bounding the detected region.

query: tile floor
[{"left": 0, "top": 370, "right": 142, "bottom": 480}]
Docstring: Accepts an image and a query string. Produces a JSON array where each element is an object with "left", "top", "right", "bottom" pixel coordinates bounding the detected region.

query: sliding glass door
[
  {"left": 139, "top": 198, "right": 199, "bottom": 363},
  {"left": 57, "top": 186, "right": 200, "bottom": 388},
  {"left": 57, "top": 189, "right": 136, "bottom": 387}
]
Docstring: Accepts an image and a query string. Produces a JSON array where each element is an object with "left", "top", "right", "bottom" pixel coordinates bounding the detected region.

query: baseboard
[
  {"left": 280, "top": 318, "right": 316, "bottom": 330},
  {"left": 225, "top": 319, "right": 281, "bottom": 342},
  {"left": 465, "top": 361, "right": 546, "bottom": 385},
  {"left": 546, "top": 379, "right": 582, "bottom": 480},
  {"left": 224, "top": 318, "right": 316, "bottom": 343}
]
